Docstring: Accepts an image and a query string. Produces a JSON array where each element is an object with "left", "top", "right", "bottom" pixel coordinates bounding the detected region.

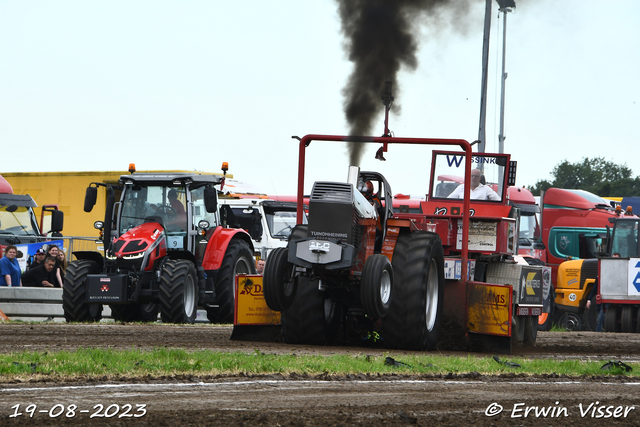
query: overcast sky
[{"left": 1, "top": 1, "right": 638, "bottom": 197}]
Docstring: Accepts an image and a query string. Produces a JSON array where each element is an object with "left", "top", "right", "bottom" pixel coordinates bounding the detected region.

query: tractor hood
[{"left": 112, "top": 222, "right": 167, "bottom": 270}]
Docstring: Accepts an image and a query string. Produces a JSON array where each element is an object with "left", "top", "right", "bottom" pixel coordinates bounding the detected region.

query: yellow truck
[{"left": 3, "top": 169, "right": 227, "bottom": 237}]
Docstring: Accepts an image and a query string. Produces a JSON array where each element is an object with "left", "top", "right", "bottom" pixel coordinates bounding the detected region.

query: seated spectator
[
  {"left": 22, "top": 256, "right": 57, "bottom": 287},
  {"left": 57, "top": 250, "right": 68, "bottom": 283},
  {"left": 46, "top": 245, "right": 64, "bottom": 288}
]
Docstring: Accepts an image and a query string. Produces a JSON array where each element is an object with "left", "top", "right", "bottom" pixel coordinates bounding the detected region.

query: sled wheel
[
  {"left": 621, "top": 306, "right": 636, "bottom": 333},
  {"left": 604, "top": 305, "right": 619, "bottom": 333},
  {"left": 524, "top": 316, "right": 538, "bottom": 346}
]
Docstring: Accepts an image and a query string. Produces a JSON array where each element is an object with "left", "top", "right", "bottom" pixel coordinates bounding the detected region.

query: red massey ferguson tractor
[
  {"left": 263, "top": 135, "right": 544, "bottom": 353},
  {"left": 62, "top": 166, "right": 255, "bottom": 324}
]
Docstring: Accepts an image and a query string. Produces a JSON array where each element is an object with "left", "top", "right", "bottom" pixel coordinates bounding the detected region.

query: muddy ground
[{"left": 1, "top": 324, "right": 639, "bottom": 426}]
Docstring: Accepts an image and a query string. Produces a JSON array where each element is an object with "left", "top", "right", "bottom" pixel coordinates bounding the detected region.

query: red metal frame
[{"left": 295, "top": 134, "right": 473, "bottom": 281}]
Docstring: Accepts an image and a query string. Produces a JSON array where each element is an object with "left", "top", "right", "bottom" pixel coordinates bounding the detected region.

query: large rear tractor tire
[
  {"left": 382, "top": 231, "right": 444, "bottom": 350},
  {"left": 604, "top": 305, "right": 619, "bottom": 332},
  {"left": 208, "top": 240, "right": 255, "bottom": 323},
  {"left": 281, "top": 277, "right": 341, "bottom": 345},
  {"left": 159, "top": 260, "right": 198, "bottom": 324},
  {"left": 263, "top": 247, "right": 296, "bottom": 312},
  {"left": 110, "top": 302, "right": 159, "bottom": 323},
  {"left": 360, "top": 254, "right": 393, "bottom": 319},
  {"left": 62, "top": 260, "right": 103, "bottom": 322}
]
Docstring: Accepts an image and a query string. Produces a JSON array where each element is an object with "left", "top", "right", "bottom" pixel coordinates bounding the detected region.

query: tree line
[{"left": 527, "top": 157, "right": 640, "bottom": 197}]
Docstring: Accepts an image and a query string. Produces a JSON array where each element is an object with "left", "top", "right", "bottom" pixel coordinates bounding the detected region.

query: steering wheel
[{"left": 154, "top": 204, "right": 177, "bottom": 222}]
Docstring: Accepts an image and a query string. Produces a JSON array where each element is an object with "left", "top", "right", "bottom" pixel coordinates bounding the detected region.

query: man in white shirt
[{"left": 447, "top": 169, "right": 501, "bottom": 201}]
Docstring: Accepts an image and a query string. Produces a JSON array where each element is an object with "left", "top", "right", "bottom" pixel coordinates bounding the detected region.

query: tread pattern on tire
[
  {"left": 62, "top": 260, "right": 103, "bottom": 322},
  {"left": 159, "top": 259, "right": 198, "bottom": 324},
  {"left": 281, "top": 277, "right": 340, "bottom": 345},
  {"left": 263, "top": 247, "right": 295, "bottom": 312},
  {"left": 360, "top": 254, "right": 392, "bottom": 319},
  {"left": 208, "top": 239, "right": 255, "bottom": 323},
  {"left": 620, "top": 306, "right": 636, "bottom": 333},
  {"left": 382, "top": 231, "right": 444, "bottom": 350},
  {"left": 604, "top": 305, "right": 618, "bottom": 332}
]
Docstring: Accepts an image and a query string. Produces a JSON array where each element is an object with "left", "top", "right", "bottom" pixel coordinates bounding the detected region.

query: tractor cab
[
  {"left": 113, "top": 174, "right": 220, "bottom": 258},
  {"left": 428, "top": 151, "right": 512, "bottom": 203}
]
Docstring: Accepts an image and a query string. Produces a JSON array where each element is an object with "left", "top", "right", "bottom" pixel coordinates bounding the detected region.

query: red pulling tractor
[
  {"left": 263, "top": 135, "right": 544, "bottom": 352},
  {"left": 63, "top": 165, "right": 255, "bottom": 324}
]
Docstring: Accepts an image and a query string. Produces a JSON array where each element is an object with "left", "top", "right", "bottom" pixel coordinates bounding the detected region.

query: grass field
[{"left": 1, "top": 348, "right": 636, "bottom": 381}]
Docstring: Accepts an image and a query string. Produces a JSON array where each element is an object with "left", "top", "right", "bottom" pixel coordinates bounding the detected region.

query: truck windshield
[
  {"left": 611, "top": 220, "right": 639, "bottom": 258},
  {"left": 0, "top": 206, "right": 39, "bottom": 236},
  {"left": 430, "top": 153, "right": 506, "bottom": 202},
  {"left": 120, "top": 185, "right": 187, "bottom": 234},
  {"left": 266, "top": 210, "right": 300, "bottom": 239}
]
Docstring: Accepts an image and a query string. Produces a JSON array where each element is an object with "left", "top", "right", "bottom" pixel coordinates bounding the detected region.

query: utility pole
[
  {"left": 477, "top": 0, "right": 492, "bottom": 154},
  {"left": 497, "top": 0, "right": 515, "bottom": 154}
]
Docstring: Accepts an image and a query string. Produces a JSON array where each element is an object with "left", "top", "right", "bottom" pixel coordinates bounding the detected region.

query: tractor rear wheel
[
  {"left": 159, "top": 260, "right": 198, "bottom": 324},
  {"left": 604, "top": 305, "right": 619, "bottom": 332},
  {"left": 263, "top": 247, "right": 296, "bottom": 312},
  {"left": 621, "top": 306, "right": 636, "bottom": 333},
  {"left": 62, "top": 260, "right": 103, "bottom": 322},
  {"left": 382, "top": 231, "right": 444, "bottom": 350},
  {"left": 208, "top": 240, "right": 255, "bottom": 323},
  {"left": 110, "top": 302, "right": 159, "bottom": 323},
  {"left": 281, "top": 277, "right": 340, "bottom": 345},
  {"left": 360, "top": 254, "right": 393, "bottom": 319}
]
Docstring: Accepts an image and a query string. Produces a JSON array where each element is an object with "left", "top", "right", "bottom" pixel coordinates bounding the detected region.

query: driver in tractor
[
  {"left": 358, "top": 180, "right": 382, "bottom": 232},
  {"left": 447, "top": 168, "right": 501, "bottom": 201},
  {"left": 166, "top": 189, "right": 187, "bottom": 232}
]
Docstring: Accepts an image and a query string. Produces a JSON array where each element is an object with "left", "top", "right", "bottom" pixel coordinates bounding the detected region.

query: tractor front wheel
[
  {"left": 360, "top": 254, "right": 393, "bottom": 319},
  {"left": 159, "top": 260, "right": 198, "bottom": 324},
  {"left": 263, "top": 247, "right": 296, "bottom": 312},
  {"left": 62, "top": 260, "right": 103, "bottom": 322}
]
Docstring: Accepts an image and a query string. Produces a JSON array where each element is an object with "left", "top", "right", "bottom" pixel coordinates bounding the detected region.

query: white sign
[{"left": 628, "top": 258, "right": 640, "bottom": 296}]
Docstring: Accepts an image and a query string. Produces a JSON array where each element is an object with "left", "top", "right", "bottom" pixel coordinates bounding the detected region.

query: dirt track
[{"left": 1, "top": 324, "right": 639, "bottom": 426}]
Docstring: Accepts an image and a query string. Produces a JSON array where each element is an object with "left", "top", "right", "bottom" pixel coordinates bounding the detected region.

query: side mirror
[
  {"left": 84, "top": 187, "right": 98, "bottom": 212},
  {"left": 51, "top": 210, "right": 64, "bottom": 233},
  {"left": 204, "top": 186, "right": 218, "bottom": 213}
]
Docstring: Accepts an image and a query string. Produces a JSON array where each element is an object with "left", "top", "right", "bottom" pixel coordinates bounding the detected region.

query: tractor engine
[
  {"left": 108, "top": 222, "right": 168, "bottom": 272},
  {"left": 292, "top": 167, "right": 376, "bottom": 270}
]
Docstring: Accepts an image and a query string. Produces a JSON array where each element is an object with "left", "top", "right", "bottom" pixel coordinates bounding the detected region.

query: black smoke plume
[{"left": 337, "top": 0, "right": 474, "bottom": 166}]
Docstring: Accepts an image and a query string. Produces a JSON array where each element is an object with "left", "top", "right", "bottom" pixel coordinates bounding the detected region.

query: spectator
[
  {"left": 0, "top": 245, "right": 22, "bottom": 287},
  {"left": 447, "top": 169, "right": 501, "bottom": 201},
  {"left": 256, "top": 259, "right": 265, "bottom": 275},
  {"left": 22, "top": 256, "right": 57, "bottom": 287},
  {"left": 46, "top": 245, "right": 64, "bottom": 288},
  {"left": 57, "top": 250, "right": 68, "bottom": 283},
  {"left": 28, "top": 248, "right": 47, "bottom": 271}
]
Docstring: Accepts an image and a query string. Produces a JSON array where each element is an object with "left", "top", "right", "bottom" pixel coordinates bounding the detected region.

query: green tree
[{"left": 528, "top": 157, "right": 639, "bottom": 196}]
